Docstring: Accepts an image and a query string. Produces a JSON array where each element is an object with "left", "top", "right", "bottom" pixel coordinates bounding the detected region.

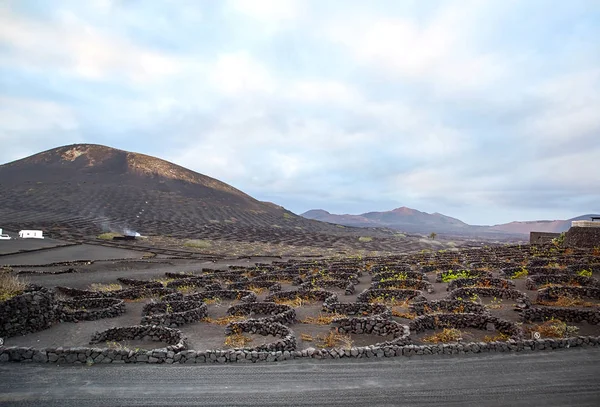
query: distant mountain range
[{"left": 301, "top": 208, "right": 599, "bottom": 236}]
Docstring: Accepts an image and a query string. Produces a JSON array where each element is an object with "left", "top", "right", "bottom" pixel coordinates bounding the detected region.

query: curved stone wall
[
  {"left": 117, "top": 278, "right": 163, "bottom": 288},
  {"left": 435, "top": 270, "right": 493, "bottom": 283},
  {"left": 448, "top": 287, "right": 531, "bottom": 308},
  {"left": 58, "top": 297, "right": 125, "bottom": 322},
  {"left": 227, "top": 281, "right": 282, "bottom": 292},
  {"left": 525, "top": 274, "right": 600, "bottom": 290},
  {"left": 0, "top": 285, "right": 57, "bottom": 338},
  {"left": 323, "top": 302, "right": 391, "bottom": 319},
  {"left": 409, "top": 299, "right": 488, "bottom": 316},
  {"left": 409, "top": 313, "right": 523, "bottom": 340},
  {"left": 186, "top": 290, "right": 257, "bottom": 303},
  {"left": 265, "top": 290, "right": 338, "bottom": 307},
  {"left": 227, "top": 302, "right": 296, "bottom": 324},
  {"left": 521, "top": 306, "right": 600, "bottom": 325},
  {"left": 224, "top": 321, "right": 296, "bottom": 352},
  {"left": 536, "top": 286, "right": 600, "bottom": 302},
  {"left": 371, "top": 271, "right": 428, "bottom": 282},
  {"left": 371, "top": 278, "right": 434, "bottom": 293},
  {"left": 56, "top": 286, "right": 177, "bottom": 300},
  {"left": 447, "top": 277, "right": 515, "bottom": 291},
  {"left": 356, "top": 289, "right": 426, "bottom": 304},
  {"left": 141, "top": 300, "right": 207, "bottom": 327},
  {"left": 333, "top": 317, "right": 411, "bottom": 346},
  {"left": 89, "top": 325, "right": 187, "bottom": 352}
]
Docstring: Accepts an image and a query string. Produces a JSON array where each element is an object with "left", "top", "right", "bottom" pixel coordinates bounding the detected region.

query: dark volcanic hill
[{"left": 0, "top": 144, "right": 330, "bottom": 239}]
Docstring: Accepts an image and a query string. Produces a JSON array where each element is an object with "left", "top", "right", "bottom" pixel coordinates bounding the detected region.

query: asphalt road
[{"left": 1, "top": 348, "right": 599, "bottom": 406}]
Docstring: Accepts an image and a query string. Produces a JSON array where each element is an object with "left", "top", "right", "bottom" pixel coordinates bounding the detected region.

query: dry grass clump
[
  {"left": 248, "top": 286, "right": 268, "bottom": 295},
  {"left": 202, "top": 315, "right": 246, "bottom": 325},
  {"left": 422, "top": 328, "right": 463, "bottom": 343},
  {"left": 423, "top": 303, "right": 467, "bottom": 314},
  {"left": 175, "top": 285, "right": 199, "bottom": 294},
  {"left": 273, "top": 296, "right": 316, "bottom": 307},
  {"left": 483, "top": 332, "right": 510, "bottom": 342},
  {"left": 97, "top": 232, "right": 120, "bottom": 240},
  {"left": 525, "top": 319, "right": 579, "bottom": 338},
  {"left": 536, "top": 296, "right": 597, "bottom": 308},
  {"left": 89, "top": 283, "right": 122, "bottom": 292},
  {"left": 300, "top": 333, "right": 314, "bottom": 341},
  {"left": 0, "top": 272, "right": 27, "bottom": 302},
  {"left": 315, "top": 330, "right": 354, "bottom": 349},
  {"left": 224, "top": 326, "right": 253, "bottom": 348},
  {"left": 369, "top": 295, "right": 411, "bottom": 307},
  {"left": 391, "top": 310, "right": 417, "bottom": 319},
  {"left": 300, "top": 313, "right": 346, "bottom": 325},
  {"left": 358, "top": 236, "right": 373, "bottom": 243},
  {"left": 152, "top": 277, "right": 175, "bottom": 287},
  {"left": 203, "top": 297, "right": 223, "bottom": 305},
  {"left": 538, "top": 280, "right": 582, "bottom": 289},
  {"left": 183, "top": 239, "right": 212, "bottom": 249}
]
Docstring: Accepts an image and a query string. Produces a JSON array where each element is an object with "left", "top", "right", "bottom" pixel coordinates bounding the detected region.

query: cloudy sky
[{"left": 1, "top": 0, "right": 598, "bottom": 225}]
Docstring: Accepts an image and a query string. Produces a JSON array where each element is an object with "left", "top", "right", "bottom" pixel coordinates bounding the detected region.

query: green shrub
[
  {"left": 441, "top": 269, "right": 472, "bottom": 283},
  {"left": 358, "top": 236, "right": 373, "bottom": 242},
  {"left": 511, "top": 267, "right": 528, "bottom": 279},
  {"left": 578, "top": 269, "right": 592, "bottom": 277}
]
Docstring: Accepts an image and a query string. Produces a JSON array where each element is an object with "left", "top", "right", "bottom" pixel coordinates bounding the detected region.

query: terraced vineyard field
[{"left": 2, "top": 244, "right": 600, "bottom": 364}]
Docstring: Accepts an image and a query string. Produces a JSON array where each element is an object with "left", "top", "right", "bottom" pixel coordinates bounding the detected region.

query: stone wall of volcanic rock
[{"left": 0, "top": 285, "right": 57, "bottom": 338}]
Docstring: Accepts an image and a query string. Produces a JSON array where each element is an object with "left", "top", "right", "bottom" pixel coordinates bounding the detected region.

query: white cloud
[
  {"left": 0, "top": 97, "right": 82, "bottom": 163},
  {"left": 288, "top": 80, "right": 361, "bottom": 106},
  {"left": 327, "top": 2, "right": 509, "bottom": 94},
  {"left": 0, "top": 6, "right": 181, "bottom": 82},
  {"left": 209, "top": 52, "right": 275, "bottom": 95},
  {"left": 0, "top": 97, "right": 78, "bottom": 133},
  {"left": 227, "top": 0, "right": 301, "bottom": 23},
  {"left": 522, "top": 69, "right": 600, "bottom": 147}
]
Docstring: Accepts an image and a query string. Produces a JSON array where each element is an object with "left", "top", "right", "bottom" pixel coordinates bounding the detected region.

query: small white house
[
  {"left": 0, "top": 228, "right": 10, "bottom": 240},
  {"left": 19, "top": 230, "right": 44, "bottom": 239}
]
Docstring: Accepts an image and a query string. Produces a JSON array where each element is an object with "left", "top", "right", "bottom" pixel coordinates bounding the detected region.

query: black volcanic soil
[
  {"left": 0, "top": 144, "right": 460, "bottom": 256},
  {"left": 4, "top": 245, "right": 600, "bottom": 354}
]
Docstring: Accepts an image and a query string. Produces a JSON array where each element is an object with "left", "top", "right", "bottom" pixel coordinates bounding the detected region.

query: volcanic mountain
[
  {"left": 0, "top": 144, "right": 326, "bottom": 239},
  {"left": 302, "top": 207, "right": 474, "bottom": 235},
  {"left": 302, "top": 208, "right": 599, "bottom": 237}
]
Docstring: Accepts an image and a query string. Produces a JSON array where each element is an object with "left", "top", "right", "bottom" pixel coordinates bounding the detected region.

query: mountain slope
[
  {"left": 301, "top": 208, "right": 599, "bottom": 236},
  {"left": 490, "top": 214, "right": 600, "bottom": 234},
  {"left": 0, "top": 144, "right": 321, "bottom": 238},
  {"left": 301, "top": 207, "right": 474, "bottom": 234}
]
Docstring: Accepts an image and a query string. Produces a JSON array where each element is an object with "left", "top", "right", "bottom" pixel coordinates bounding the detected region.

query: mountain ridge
[{"left": 301, "top": 208, "right": 599, "bottom": 236}]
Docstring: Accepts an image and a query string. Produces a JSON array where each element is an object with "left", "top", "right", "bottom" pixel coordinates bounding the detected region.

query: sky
[{"left": 1, "top": 0, "right": 599, "bottom": 225}]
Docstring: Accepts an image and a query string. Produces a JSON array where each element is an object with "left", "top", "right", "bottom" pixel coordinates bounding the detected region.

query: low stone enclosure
[
  {"left": 141, "top": 300, "right": 207, "bottom": 327},
  {"left": 58, "top": 297, "right": 126, "bottom": 322},
  {"left": 2, "top": 243, "right": 600, "bottom": 364},
  {"left": 227, "top": 302, "right": 296, "bottom": 325},
  {"left": 0, "top": 285, "right": 56, "bottom": 338},
  {"left": 409, "top": 313, "right": 523, "bottom": 341}
]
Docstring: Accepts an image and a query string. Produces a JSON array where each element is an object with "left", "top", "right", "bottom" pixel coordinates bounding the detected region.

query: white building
[{"left": 19, "top": 230, "right": 44, "bottom": 239}]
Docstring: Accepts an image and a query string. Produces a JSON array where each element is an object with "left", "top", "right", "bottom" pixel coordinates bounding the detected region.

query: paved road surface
[{"left": 1, "top": 348, "right": 599, "bottom": 406}]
